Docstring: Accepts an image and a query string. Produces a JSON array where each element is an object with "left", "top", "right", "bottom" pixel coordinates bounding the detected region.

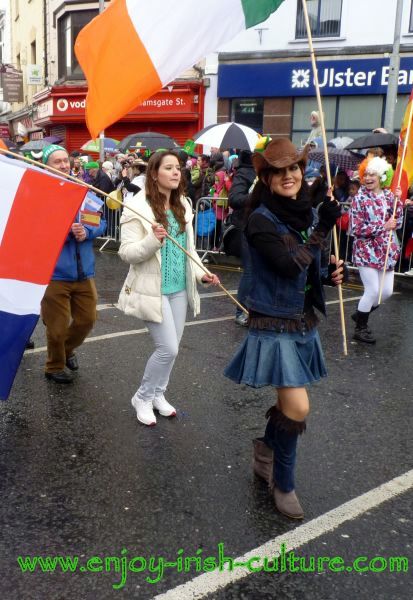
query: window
[
  {"left": 231, "top": 99, "right": 263, "bottom": 132},
  {"left": 292, "top": 94, "right": 407, "bottom": 146},
  {"left": 31, "top": 40, "right": 36, "bottom": 64},
  {"left": 0, "top": 23, "right": 3, "bottom": 64},
  {"left": 58, "top": 10, "right": 97, "bottom": 80},
  {"left": 393, "top": 94, "right": 409, "bottom": 133},
  {"left": 292, "top": 96, "right": 335, "bottom": 146},
  {"left": 296, "top": 0, "right": 342, "bottom": 39},
  {"left": 337, "top": 96, "right": 383, "bottom": 133}
]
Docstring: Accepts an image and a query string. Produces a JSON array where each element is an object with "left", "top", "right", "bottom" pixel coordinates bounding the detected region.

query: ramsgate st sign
[
  {"left": 37, "top": 89, "right": 198, "bottom": 119},
  {"left": 218, "top": 57, "right": 413, "bottom": 97}
]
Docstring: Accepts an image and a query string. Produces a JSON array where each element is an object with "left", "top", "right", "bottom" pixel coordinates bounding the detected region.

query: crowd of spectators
[{"left": 16, "top": 137, "right": 413, "bottom": 276}]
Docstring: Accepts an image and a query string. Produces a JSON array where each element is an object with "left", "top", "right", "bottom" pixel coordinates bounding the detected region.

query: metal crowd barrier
[
  {"left": 98, "top": 194, "right": 192, "bottom": 253},
  {"left": 193, "top": 196, "right": 235, "bottom": 263},
  {"left": 99, "top": 203, "right": 121, "bottom": 252},
  {"left": 98, "top": 195, "right": 413, "bottom": 276}
]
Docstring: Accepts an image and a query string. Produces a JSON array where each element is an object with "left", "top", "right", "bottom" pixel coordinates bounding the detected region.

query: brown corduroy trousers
[{"left": 41, "top": 279, "right": 98, "bottom": 373}]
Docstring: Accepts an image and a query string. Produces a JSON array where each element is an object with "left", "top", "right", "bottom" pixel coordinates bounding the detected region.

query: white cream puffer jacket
[{"left": 118, "top": 191, "right": 206, "bottom": 323}]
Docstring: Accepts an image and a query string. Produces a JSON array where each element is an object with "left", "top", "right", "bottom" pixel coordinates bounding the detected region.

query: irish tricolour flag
[
  {"left": 75, "top": 0, "right": 285, "bottom": 139},
  {"left": 0, "top": 155, "right": 87, "bottom": 400}
]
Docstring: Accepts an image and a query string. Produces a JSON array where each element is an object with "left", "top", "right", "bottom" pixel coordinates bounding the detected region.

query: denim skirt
[{"left": 224, "top": 327, "right": 327, "bottom": 388}]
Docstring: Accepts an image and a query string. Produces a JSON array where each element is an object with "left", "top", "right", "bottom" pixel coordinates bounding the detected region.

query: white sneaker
[
  {"left": 153, "top": 395, "right": 177, "bottom": 417},
  {"left": 131, "top": 395, "right": 156, "bottom": 426}
]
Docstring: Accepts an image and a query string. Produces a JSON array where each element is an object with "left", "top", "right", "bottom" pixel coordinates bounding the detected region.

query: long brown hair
[{"left": 145, "top": 151, "right": 186, "bottom": 232}]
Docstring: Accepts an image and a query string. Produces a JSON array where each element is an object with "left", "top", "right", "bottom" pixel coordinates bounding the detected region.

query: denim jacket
[{"left": 246, "top": 205, "right": 326, "bottom": 319}]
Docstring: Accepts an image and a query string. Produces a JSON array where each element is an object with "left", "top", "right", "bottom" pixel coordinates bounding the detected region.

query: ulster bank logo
[{"left": 291, "top": 69, "right": 310, "bottom": 88}]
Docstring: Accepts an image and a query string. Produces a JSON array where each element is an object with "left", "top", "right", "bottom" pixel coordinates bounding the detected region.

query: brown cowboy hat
[
  {"left": 252, "top": 138, "right": 308, "bottom": 174},
  {"left": 131, "top": 158, "right": 147, "bottom": 168}
]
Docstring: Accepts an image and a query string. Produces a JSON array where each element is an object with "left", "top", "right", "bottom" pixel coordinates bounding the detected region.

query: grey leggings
[{"left": 137, "top": 290, "right": 188, "bottom": 402}]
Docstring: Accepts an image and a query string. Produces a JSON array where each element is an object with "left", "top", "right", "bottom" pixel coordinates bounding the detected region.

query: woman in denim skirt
[{"left": 224, "top": 138, "right": 343, "bottom": 519}]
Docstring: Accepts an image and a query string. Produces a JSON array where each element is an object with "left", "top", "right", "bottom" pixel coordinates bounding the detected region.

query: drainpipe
[
  {"left": 384, "top": 0, "right": 403, "bottom": 133},
  {"left": 43, "top": 0, "right": 48, "bottom": 86}
]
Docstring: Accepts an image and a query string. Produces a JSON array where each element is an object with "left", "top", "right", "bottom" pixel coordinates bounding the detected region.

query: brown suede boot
[
  {"left": 252, "top": 438, "right": 273, "bottom": 484},
  {"left": 272, "top": 486, "right": 304, "bottom": 520},
  {"left": 265, "top": 406, "right": 306, "bottom": 520}
]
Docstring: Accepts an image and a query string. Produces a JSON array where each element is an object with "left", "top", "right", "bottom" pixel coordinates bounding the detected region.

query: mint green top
[{"left": 161, "top": 210, "right": 187, "bottom": 295}]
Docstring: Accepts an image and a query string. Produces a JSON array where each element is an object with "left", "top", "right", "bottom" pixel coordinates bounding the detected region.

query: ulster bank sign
[{"left": 218, "top": 57, "right": 413, "bottom": 97}]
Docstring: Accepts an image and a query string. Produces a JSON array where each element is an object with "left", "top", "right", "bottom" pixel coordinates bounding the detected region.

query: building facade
[
  {"left": 7, "top": 0, "right": 45, "bottom": 139},
  {"left": 0, "top": 0, "right": 12, "bottom": 120},
  {"left": 6, "top": 0, "right": 206, "bottom": 151},
  {"left": 5, "top": 0, "right": 413, "bottom": 149},
  {"left": 212, "top": 0, "right": 413, "bottom": 144}
]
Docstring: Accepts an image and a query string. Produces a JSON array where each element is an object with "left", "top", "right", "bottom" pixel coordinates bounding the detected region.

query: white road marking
[
  {"left": 25, "top": 317, "right": 237, "bottom": 354},
  {"left": 153, "top": 469, "right": 413, "bottom": 600},
  {"left": 96, "top": 303, "right": 117, "bottom": 311},
  {"left": 25, "top": 296, "right": 363, "bottom": 355},
  {"left": 95, "top": 289, "right": 369, "bottom": 311},
  {"left": 96, "top": 291, "right": 239, "bottom": 311}
]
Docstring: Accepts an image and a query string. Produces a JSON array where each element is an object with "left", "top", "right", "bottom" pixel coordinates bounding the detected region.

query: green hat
[
  {"left": 183, "top": 139, "right": 196, "bottom": 155},
  {"left": 84, "top": 161, "right": 99, "bottom": 170},
  {"left": 42, "top": 144, "right": 66, "bottom": 164}
]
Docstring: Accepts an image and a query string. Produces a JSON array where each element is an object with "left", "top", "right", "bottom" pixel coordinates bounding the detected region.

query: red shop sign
[
  {"left": 0, "top": 123, "right": 10, "bottom": 137},
  {"left": 53, "top": 89, "right": 197, "bottom": 118},
  {"left": 130, "top": 89, "right": 197, "bottom": 114}
]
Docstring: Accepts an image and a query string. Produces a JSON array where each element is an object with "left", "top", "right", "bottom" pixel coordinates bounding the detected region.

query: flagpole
[
  {"left": 378, "top": 98, "right": 413, "bottom": 303},
  {"left": 98, "top": 0, "right": 105, "bottom": 164},
  {"left": 301, "top": 0, "right": 348, "bottom": 356},
  {"left": 0, "top": 147, "right": 247, "bottom": 315}
]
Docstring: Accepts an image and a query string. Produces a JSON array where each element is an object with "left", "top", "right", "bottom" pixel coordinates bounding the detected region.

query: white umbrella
[{"left": 193, "top": 122, "right": 260, "bottom": 151}]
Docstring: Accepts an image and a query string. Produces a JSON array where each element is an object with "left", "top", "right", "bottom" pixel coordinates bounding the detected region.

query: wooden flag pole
[
  {"left": 378, "top": 98, "right": 413, "bottom": 304},
  {"left": 0, "top": 147, "right": 248, "bottom": 315},
  {"left": 301, "top": 0, "right": 348, "bottom": 355}
]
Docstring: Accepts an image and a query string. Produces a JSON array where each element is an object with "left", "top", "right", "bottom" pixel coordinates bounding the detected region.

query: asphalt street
[{"left": 0, "top": 250, "right": 412, "bottom": 600}]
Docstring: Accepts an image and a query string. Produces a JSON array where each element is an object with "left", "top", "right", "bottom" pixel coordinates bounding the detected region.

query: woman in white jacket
[{"left": 118, "top": 151, "right": 220, "bottom": 426}]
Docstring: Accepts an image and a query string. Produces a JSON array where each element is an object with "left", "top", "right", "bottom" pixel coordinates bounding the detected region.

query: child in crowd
[
  {"left": 196, "top": 199, "right": 216, "bottom": 250},
  {"left": 211, "top": 171, "right": 232, "bottom": 249}
]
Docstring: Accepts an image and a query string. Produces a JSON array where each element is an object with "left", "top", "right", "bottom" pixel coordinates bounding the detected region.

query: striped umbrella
[{"left": 193, "top": 122, "right": 260, "bottom": 151}]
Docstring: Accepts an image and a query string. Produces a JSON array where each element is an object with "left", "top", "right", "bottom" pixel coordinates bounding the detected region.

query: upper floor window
[
  {"left": 31, "top": 40, "right": 36, "bottom": 64},
  {"left": 410, "top": 1, "right": 413, "bottom": 32},
  {"left": 0, "top": 25, "right": 4, "bottom": 64},
  {"left": 296, "top": 0, "right": 342, "bottom": 39},
  {"left": 58, "top": 10, "right": 97, "bottom": 80}
]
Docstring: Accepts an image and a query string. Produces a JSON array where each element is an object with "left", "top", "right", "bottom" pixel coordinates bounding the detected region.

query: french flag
[{"left": 0, "top": 154, "right": 88, "bottom": 400}]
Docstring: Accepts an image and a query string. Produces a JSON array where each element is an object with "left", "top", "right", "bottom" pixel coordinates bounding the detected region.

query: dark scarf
[{"left": 261, "top": 181, "right": 313, "bottom": 231}]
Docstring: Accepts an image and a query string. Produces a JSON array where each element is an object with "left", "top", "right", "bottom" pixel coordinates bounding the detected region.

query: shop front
[
  {"left": 218, "top": 56, "right": 413, "bottom": 145},
  {"left": 7, "top": 110, "right": 44, "bottom": 143},
  {"left": 33, "top": 81, "right": 205, "bottom": 153}
]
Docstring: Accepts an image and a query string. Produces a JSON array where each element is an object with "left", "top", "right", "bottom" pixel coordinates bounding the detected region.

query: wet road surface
[{"left": 0, "top": 251, "right": 412, "bottom": 599}]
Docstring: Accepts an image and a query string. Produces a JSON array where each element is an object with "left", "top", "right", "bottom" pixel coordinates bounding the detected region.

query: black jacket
[
  {"left": 182, "top": 168, "right": 196, "bottom": 203},
  {"left": 228, "top": 160, "right": 256, "bottom": 229},
  {"left": 92, "top": 170, "right": 115, "bottom": 198}
]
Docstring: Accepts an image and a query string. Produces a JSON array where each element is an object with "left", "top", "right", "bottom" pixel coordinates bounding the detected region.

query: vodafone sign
[
  {"left": 34, "top": 85, "right": 201, "bottom": 126},
  {"left": 55, "top": 97, "right": 86, "bottom": 114},
  {"left": 51, "top": 89, "right": 197, "bottom": 117}
]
